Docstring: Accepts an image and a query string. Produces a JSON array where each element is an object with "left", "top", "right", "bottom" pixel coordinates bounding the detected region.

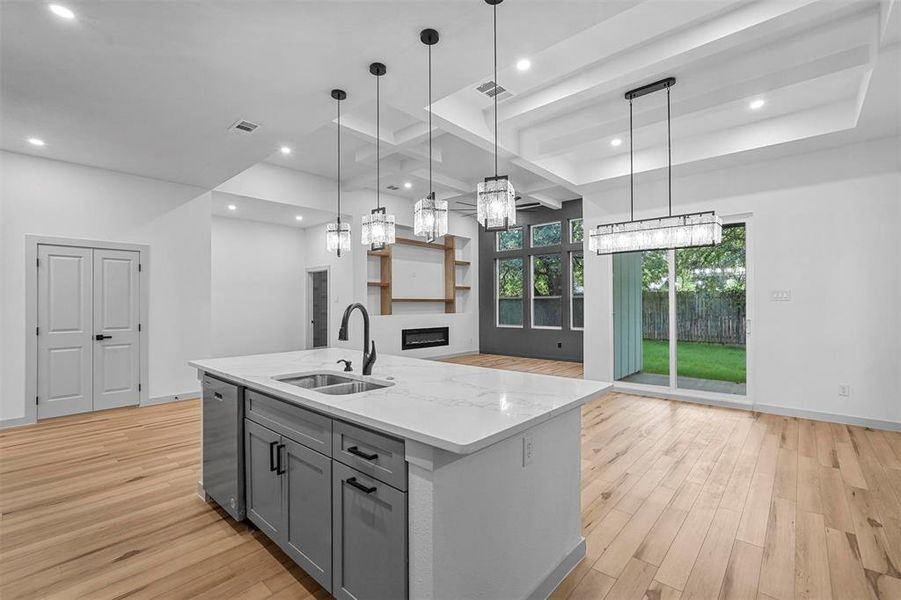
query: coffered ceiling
[{"left": 2, "top": 0, "right": 898, "bottom": 213}]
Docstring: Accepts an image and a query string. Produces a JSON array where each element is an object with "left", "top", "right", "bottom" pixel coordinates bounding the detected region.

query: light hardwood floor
[{"left": 1, "top": 355, "right": 899, "bottom": 599}]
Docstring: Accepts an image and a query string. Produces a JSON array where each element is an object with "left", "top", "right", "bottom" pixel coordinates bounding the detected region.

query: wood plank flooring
[{"left": 1, "top": 354, "right": 899, "bottom": 599}]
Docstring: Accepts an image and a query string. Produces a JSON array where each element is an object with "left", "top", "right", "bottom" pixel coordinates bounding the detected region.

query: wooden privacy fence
[{"left": 643, "top": 291, "right": 746, "bottom": 345}]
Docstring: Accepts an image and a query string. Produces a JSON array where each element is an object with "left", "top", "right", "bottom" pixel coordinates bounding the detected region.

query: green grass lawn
[{"left": 642, "top": 339, "right": 746, "bottom": 383}]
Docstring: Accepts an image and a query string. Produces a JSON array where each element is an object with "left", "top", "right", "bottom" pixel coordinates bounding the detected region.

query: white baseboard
[
  {"left": 0, "top": 415, "right": 36, "bottom": 429},
  {"left": 142, "top": 390, "right": 200, "bottom": 407},
  {"left": 753, "top": 403, "right": 901, "bottom": 432},
  {"left": 612, "top": 383, "right": 900, "bottom": 432},
  {"left": 527, "top": 538, "right": 586, "bottom": 600}
]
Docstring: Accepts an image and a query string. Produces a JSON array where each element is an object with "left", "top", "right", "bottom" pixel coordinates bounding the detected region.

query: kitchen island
[{"left": 190, "top": 348, "right": 610, "bottom": 600}]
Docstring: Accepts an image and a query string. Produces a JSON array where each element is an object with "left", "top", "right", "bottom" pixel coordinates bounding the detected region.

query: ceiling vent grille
[
  {"left": 476, "top": 80, "right": 511, "bottom": 100},
  {"left": 386, "top": 185, "right": 400, "bottom": 190},
  {"left": 230, "top": 119, "right": 259, "bottom": 133}
]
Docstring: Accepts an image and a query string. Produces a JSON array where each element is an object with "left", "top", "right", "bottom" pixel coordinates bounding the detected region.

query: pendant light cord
[
  {"left": 629, "top": 98, "right": 634, "bottom": 222},
  {"left": 428, "top": 42, "right": 433, "bottom": 197},
  {"left": 667, "top": 85, "right": 672, "bottom": 217},
  {"left": 376, "top": 73, "right": 380, "bottom": 210},
  {"left": 337, "top": 97, "right": 341, "bottom": 221},
  {"left": 493, "top": 3, "right": 498, "bottom": 177}
]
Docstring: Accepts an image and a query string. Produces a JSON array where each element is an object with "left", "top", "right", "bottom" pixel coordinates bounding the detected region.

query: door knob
[{"left": 95, "top": 334, "right": 112, "bottom": 341}]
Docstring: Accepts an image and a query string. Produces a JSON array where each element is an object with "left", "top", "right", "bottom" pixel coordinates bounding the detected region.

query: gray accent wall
[{"left": 478, "top": 199, "right": 583, "bottom": 362}]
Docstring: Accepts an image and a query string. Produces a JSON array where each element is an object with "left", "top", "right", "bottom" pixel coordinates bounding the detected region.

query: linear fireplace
[{"left": 401, "top": 327, "right": 449, "bottom": 351}]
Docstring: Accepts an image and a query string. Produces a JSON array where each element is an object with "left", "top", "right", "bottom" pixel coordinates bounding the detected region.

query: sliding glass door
[{"left": 614, "top": 221, "right": 749, "bottom": 397}]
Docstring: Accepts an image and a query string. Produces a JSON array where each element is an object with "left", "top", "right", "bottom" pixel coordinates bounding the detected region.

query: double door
[{"left": 37, "top": 245, "right": 141, "bottom": 419}]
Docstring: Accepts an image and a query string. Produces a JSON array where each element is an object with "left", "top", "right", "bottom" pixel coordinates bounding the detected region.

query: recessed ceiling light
[
  {"left": 227, "top": 204, "right": 237, "bottom": 211},
  {"left": 749, "top": 98, "right": 765, "bottom": 110},
  {"left": 28, "top": 137, "right": 46, "bottom": 147},
  {"left": 295, "top": 215, "right": 303, "bottom": 221},
  {"left": 280, "top": 146, "right": 291, "bottom": 155},
  {"left": 516, "top": 58, "right": 531, "bottom": 72},
  {"left": 403, "top": 182, "right": 412, "bottom": 189},
  {"left": 49, "top": 4, "right": 75, "bottom": 19},
  {"left": 610, "top": 138, "right": 622, "bottom": 147}
]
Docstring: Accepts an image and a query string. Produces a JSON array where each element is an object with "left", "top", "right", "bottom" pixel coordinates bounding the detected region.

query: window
[
  {"left": 497, "top": 258, "right": 523, "bottom": 327},
  {"left": 571, "top": 252, "right": 584, "bottom": 329},
  {"left": 532, "top": 254, "right": 562, "bottom": 328},
  {"left": 530, "top": 222, "right": 561, "bottom": 247},
  {"left": 496, "top": 227, "right": 523, "bottom": 251},
  {"left": 570, "top": 218, "right": 583, "bottom": 243}
]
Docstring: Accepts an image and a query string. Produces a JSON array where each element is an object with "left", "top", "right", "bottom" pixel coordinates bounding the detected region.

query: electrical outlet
[
  {"left": 522, "top": 433, "right": 534, "bottom": 467},
  {"left": 839, "top": 384, "right": 850, "bottom": 397}
]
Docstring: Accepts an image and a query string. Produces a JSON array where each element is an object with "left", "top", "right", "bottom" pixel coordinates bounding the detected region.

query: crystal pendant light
[
  {"left": 361, "top": 62, "right": 396, "bottom": 250},
  {"left": 413, "top": 28, "right": 448, "bottom": 243},
  {"left": 326, "top": 89, "right": 351, "bottom": 256},
  {"left": 475, "top": 0, "right": 516, "bottom": 232},
  {"left": 588, "top": 78, "right": 722, "bottom": 255}
]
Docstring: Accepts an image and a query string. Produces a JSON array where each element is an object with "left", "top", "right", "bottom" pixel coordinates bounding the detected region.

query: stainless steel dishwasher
[{"left": 202, "top": 373, "right": 245, "bottom": 520}]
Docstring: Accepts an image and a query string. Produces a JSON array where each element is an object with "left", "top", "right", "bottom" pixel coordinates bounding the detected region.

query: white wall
[
  {"left": 582, "top": 137, "right": 901, "bottom": 426},
  {"left": 217, "top": 163, "right": 481, "bottom": 360},
  {"left": 0, "top": 150, "right": 212, "bottom": 422},
  {"left": 211, "top": 216, "right": 306, "bottom": 357}
]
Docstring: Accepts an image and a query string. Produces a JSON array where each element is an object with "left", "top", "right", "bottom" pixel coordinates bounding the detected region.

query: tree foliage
[
  {"left": 533, "top": 254, "right": 562, "bottom": 296},
  {"left": 641, "top": 225, "right": 746, "bottom": 295}
]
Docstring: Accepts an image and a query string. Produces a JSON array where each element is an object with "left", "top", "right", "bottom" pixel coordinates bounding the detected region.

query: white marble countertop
[{"left": 189, "top": 348, "right": 611, "bottom": 454}]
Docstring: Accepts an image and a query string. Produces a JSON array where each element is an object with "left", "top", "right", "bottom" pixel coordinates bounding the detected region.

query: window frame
[
  {"left": 569, "top": 218, "right": 584, "bottom": 244},
  {"left": 495, "top": 257, "right": 524, "bottom": 328},
  {"left": 529, "top": 220, "right": 563, "bottom": 249},
  {"left": 495, "top": 226, "right": 524, "bottom": 252},
  {"left": 530, "top": 253, "right": 563, "bottom": 330},
  {"left": 570, "top": 251, "right": 584, "bottom": 331}
]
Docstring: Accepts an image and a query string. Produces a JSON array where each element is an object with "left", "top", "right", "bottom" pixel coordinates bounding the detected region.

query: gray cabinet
[
  {"left": 282, "top": 437, "right": 332, "bottom": 590},
  {"left": 242, "top": 389, "right": 408, "bottom": 599},
  {"left": 245, "top": 419, "right": 333, "bottom": 591},
  {"left": 245, "top": 419, "right": 282, "bottom": 539},
  {"left": 332, "top": 461, "right": 407, "bottom": 600}
]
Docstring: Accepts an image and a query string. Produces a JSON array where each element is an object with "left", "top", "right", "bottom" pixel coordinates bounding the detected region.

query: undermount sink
[{"left": 273, "top": 372, "right": 392, "bottom": 395}]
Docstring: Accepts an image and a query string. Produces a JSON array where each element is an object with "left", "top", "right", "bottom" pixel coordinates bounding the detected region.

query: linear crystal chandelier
[
  {"left": 588, "top": 78, "right": 722, "bottom": 255},
  {"left": 361, "top": 62, "right": 396, "bottom": 250},
  {"left": 476, "top": 0, "right": 516, "bottom": 231},
  {"left": 413, "top": 28, "right": 448, "bottom": 243},
  {"left": 326, "top": 88, "right": 351, "bottom": 256}
]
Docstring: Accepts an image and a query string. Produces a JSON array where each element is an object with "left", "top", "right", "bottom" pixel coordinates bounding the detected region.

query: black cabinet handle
[
  {"left": 213, "top": 392, "right": 223, "bottom": 399},
  {"left": 345, "top": 477, "right": 376, "bottom": 494},
  {"left": 347, "top": 446, "right": 378, "bottom": 461},
  {"left": 94, "top": 334, "right": 112, "bottom": 341},
  {"left": 276, "top": 444, "right": 286, "bottom": 475},
  {"left": 269, "top": 441, "right": 278, "bottom": 472}
]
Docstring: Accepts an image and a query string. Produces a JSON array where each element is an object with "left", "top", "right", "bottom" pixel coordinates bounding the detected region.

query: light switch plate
[{"left": 771, "top": 290, "right": 792, "bottom": 302}]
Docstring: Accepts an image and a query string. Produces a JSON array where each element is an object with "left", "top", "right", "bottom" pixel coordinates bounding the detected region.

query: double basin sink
[{"left": 273, "top": 372, "right": 393, "bottom": 396}]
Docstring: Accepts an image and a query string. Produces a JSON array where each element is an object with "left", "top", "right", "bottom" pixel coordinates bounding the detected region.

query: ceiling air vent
[
  {"left": 476, "top": 80, "right": 511, "bottom": 100},
  {"left": 386, "top": 185, "right": 400, "bottom": 191},
  {"left": 230, "top": 119, "right": 259, "bottom": 134}
]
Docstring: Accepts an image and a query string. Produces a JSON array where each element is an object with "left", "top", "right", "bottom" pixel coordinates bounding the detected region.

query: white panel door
[
  {"left": 37, "top": 245, "right": 94, "bottom": 419},
  {"left": 92, "top": 249, "right": 140, "bottom": 410}
]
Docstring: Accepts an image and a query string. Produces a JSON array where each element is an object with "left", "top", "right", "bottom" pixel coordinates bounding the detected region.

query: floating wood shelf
[
  {"left": 367, "top": 235, "right": 468, "bottom": 315},
  {"left": 392, "top": 298, "right": 454, "bottom": 303},
  {"left": 395, "top": 238, "right": 446, "bottom": 250}
]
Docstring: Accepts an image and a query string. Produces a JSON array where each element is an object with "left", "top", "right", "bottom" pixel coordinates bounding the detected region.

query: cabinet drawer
[
  {"left": 245, "top": 390, "right": 332, "bottom": 457},
  {"left": 332, "top": 462, "right": 407, "bottom": 600},
  {"left": 333, "top": 421, "right": 406, "bottom": 491}
]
